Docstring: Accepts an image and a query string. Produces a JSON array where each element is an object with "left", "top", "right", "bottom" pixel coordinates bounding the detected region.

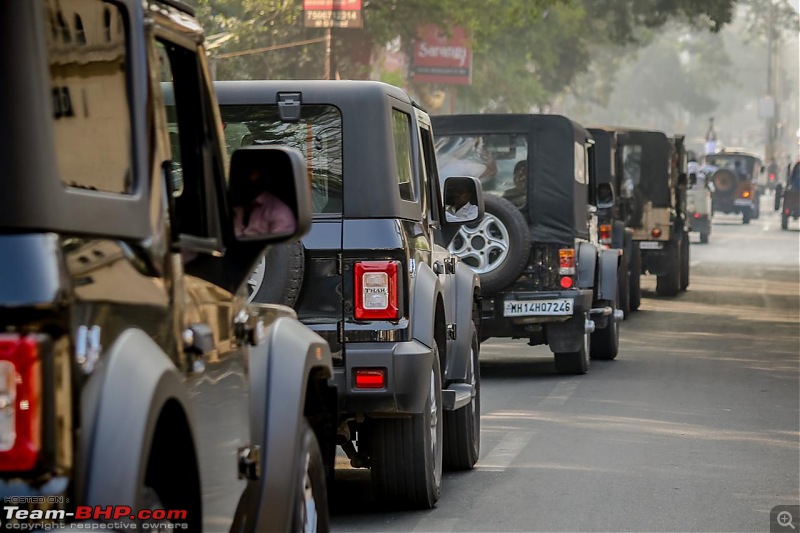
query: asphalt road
[{"left": 330, "top": 195, "right": 799, "bottom": 532}]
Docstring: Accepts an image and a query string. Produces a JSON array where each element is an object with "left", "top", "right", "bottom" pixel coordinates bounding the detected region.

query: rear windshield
[
  {"left": 435, "top": 134, "right": 528, "bottom": 210},
  {"left": 219, "top": 105, "right": 343, "bottom": 214}
]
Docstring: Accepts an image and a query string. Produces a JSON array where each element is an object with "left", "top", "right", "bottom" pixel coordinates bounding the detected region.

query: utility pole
[
  {"left": 323, "top": 28, "right": 332, "bottom": 80},
  {"left": 766, "top": 0, "right": 775, "bottom": 163}
]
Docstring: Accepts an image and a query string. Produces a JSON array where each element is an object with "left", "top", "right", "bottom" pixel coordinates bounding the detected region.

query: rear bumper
[
  {"left": 332, "top": 340, "right": 433, "bottom": 416},
  {"left": 689, "top": 214, "right": 711, "bottom": 234},
  {"left": 480, "top": 289, "right": 593, "bottom": 339},
  {"left": 713, "top": 196, "right": 754, "bottom": 213}
]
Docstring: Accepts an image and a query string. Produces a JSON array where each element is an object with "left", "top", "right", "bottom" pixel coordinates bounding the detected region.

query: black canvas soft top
[
  {"left": 433, "top": 114, "right": 592, "bottom": 244},
  {"left": 594, "top": 127, "right": 672, "bottom": 208},
  {"left": 588, "top": 128, "right": 614, "bottom": 186}
]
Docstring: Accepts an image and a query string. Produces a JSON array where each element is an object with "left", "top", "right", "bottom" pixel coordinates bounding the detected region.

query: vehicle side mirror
[
  {"left": 596, "top": 182, "right": 615, "bottom": 209},
  {"left": 442, "top": 176, "right": 485, "bottom": 225},
  {"left": 228, "top": 146, "right": 312, "bottom": 244}
]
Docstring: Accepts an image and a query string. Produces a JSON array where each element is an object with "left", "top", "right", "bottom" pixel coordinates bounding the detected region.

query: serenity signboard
[{"left": 412, "top": 25, "right": 472, "bottom": 85}]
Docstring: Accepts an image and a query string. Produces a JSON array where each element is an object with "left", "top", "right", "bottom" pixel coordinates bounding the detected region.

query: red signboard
[
  {"left": 303, "top": 0, "right": 363, "bottom": 28},
  {"left": 412, "top": 25, "right": 472, "bottom": 85}
]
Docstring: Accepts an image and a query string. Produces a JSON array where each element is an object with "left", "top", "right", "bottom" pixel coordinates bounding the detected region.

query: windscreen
[
  {"left": 219, "top": 104, "right": 343, "bottom": 214},
  {"left": 435, "top": 134, "right": 529, "bottom": 209}
]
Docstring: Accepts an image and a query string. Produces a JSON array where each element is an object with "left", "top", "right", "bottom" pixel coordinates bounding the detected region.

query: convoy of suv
[{"left": 9, "top": 0, "right": 760, "bottom": 530}]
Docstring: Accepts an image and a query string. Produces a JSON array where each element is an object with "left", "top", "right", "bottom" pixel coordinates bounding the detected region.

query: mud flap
[{"left": 547, "top": 313, "right": 586, "bottom": 354}]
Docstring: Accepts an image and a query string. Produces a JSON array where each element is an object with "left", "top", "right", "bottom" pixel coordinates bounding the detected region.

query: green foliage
[{"left": 190, "top": 0, "right": 748, "bottom": 111}]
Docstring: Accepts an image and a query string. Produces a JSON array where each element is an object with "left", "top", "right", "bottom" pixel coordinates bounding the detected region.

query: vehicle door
[
  {"left": 147, "top": 16, "right": 250, "bottom": 531},
  {"left": 417, "top": 111, "right": 456, "bottom": 331}
]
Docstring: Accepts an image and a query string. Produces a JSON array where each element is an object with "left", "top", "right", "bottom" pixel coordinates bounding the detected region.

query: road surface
[{"left": 330, "top": 197, "right": 799, "bottom": 532}]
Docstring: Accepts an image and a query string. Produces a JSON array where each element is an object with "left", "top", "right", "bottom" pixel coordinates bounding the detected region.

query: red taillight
[
  {"left": 651, "top": 227, "right": 662, "bottom": 238},
  {"left": 694, "top": 213, "right": 700, "bottom": 219},
  {"left": 355, "top": 261, "right": 399, "bottom": 320},
  {"left": 558, "top": 249, "right": 575, "bottom": 275},
  {"left": 559, "top": 276, "right": 574, "bottom": 289},
  {"left": 0, "top": 335, "right": 41, "bottom": 471},
  {"left": 769, "top": 173, "right": 776, "bottom": 181},
  {"left": 786, "top": 209, "right": 791, "bottom": 215},
  {"left": 742, "top": 190, "right": 751, "bottom": 198},
  {"left": 598, "top": 224, "right": 612, "bottom": 245},
  {"left": 354, "top": 369, "right": 386, "bottom": 389}
]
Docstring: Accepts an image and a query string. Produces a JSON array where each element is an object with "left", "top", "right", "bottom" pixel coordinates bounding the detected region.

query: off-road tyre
[
  {"left": 752, "top": 194, "right": 761, "bottom": 219},
  {"left": 628, "top": 243, "right": 642, "bottom": 311},
  {"left": 699, "top": 231, "right": 709, "bottom": 244},
  {"left": 291, "top": 419, "right": 330, "bottom": 533},
  {"left": 782, "top": 213, "right": 789, "bottom": 230},
  {"left": 443, "top": 327, "right": 480, "bottom": 471},
  {"left": 742, "top": 208, "right": 752, "bottom": 225},
  {"left": 248, "top": 241, "right": 305, "bottom": 306},
  {"left": 450, "top": 195, "right": 531, "bottom": 294},
  {"left": 656, "top": 239, "right": 681, "bottom": 297},
  {"left": 712, "top": 169, "right": 736, "bottom": 193},
  {"left": 371, "top": 350, "right": 443, "bottom": 508},
  {"left": 590, "top": 309, "right": 618, "bottom": 361},
  {"left": 679, "top": 231, "right": 690, "bottom": 291},
  {"left": 554, "top": 315, "right": 590, "bottom": 375}
]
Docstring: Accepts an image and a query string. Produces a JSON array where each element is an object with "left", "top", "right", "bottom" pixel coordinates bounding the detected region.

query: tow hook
[{"left": 585, "top": 320, "right": 596, "bottom": 334}]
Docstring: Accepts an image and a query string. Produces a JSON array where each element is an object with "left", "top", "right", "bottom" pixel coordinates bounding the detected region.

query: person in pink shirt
[{"left": 233, "top": 169, "right": 296, "bottom": 237}]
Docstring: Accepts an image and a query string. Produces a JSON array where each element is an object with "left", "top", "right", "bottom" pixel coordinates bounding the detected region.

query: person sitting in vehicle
[
  {"left": 445, "top": 181, "right": 479, "bottom": 222},
  {"left": 503, "top": 160, "right": 528, "bottom": 209},
  {"left": 233, "top": 169, "right": 296, "bottom": 237}
]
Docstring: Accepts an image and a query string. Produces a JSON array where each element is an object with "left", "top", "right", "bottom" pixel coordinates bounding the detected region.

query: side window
[
  {"left": 155, "top": 39, "right": 219, "bottom": 242},
  {"left": 574, "top": 142, "right": 587, "bottom": 185},
  {"left": 419, "top": 127, "right": 440, "bottom": 223},
  {"left": 44, "top": 0, "right": 133, "bottom": 194},
  {"left": 620, "top": 144, "right": 642, "bottom": 199},
  {"left": 392, "top": 109, "right": 416, "bottom": 201}
]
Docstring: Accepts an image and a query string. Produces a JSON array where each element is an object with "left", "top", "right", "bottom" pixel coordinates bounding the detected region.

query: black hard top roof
[{"left": 215, "top": 80, "right": 428, "bottom": 221}]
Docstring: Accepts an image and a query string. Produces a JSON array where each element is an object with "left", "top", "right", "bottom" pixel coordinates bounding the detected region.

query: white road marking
[
  {"left": 540, "top": 381, "right": 579, "bottom": 406},
  {"left": 690, "top": 260, "right": 701, "bottom": 267},
  {"left": 412, "top": 518, "right": 460, "bottom": 532},
  {"left": 476, "top": 431, "right": 534, "bottom": 471}
]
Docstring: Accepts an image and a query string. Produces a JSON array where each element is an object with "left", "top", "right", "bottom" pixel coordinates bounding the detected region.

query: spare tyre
[
  {"left": 247, "top": 240, "right": 305, "bottom": 306},
  {"left": 448, "top": 194, "right": 531, "bottom": 294},
  {"left": 712, "top": 169, "right": 736, "bottom": 194}
]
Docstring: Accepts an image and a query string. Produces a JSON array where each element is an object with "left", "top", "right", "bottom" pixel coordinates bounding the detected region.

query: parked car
[
  {"left": 0, "top": 1, "right": 334, "bottom": 531},
  {"left": 609, "top": 129, "right": 691, "bottom": 297},
  {"left": 216, "top": 80, "right": 485, "bottom": 508},
  {"left": 705, "top": 150, "right": 763, "bottom": 224},
  {"left": 433, "top": 114, "right": 622, "bottom": 374},
  {"left": 589, "top": 127, "right": 639, "bottom": 315}
]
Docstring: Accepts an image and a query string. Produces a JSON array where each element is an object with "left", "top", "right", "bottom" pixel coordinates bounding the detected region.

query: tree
[{"left": 190, "top": 0, "right": 751, "bottom": 111}]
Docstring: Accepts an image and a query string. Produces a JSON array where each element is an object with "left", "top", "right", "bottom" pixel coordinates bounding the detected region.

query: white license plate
[
  {"left": 504, "top": 298, "right": 573, "bottom": 317},
  {"left": 734, "top": 199, "right": 752, "bottom": 206},
  {"left": 639, "top": 241, "right": 664, "bottom": 250}
]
